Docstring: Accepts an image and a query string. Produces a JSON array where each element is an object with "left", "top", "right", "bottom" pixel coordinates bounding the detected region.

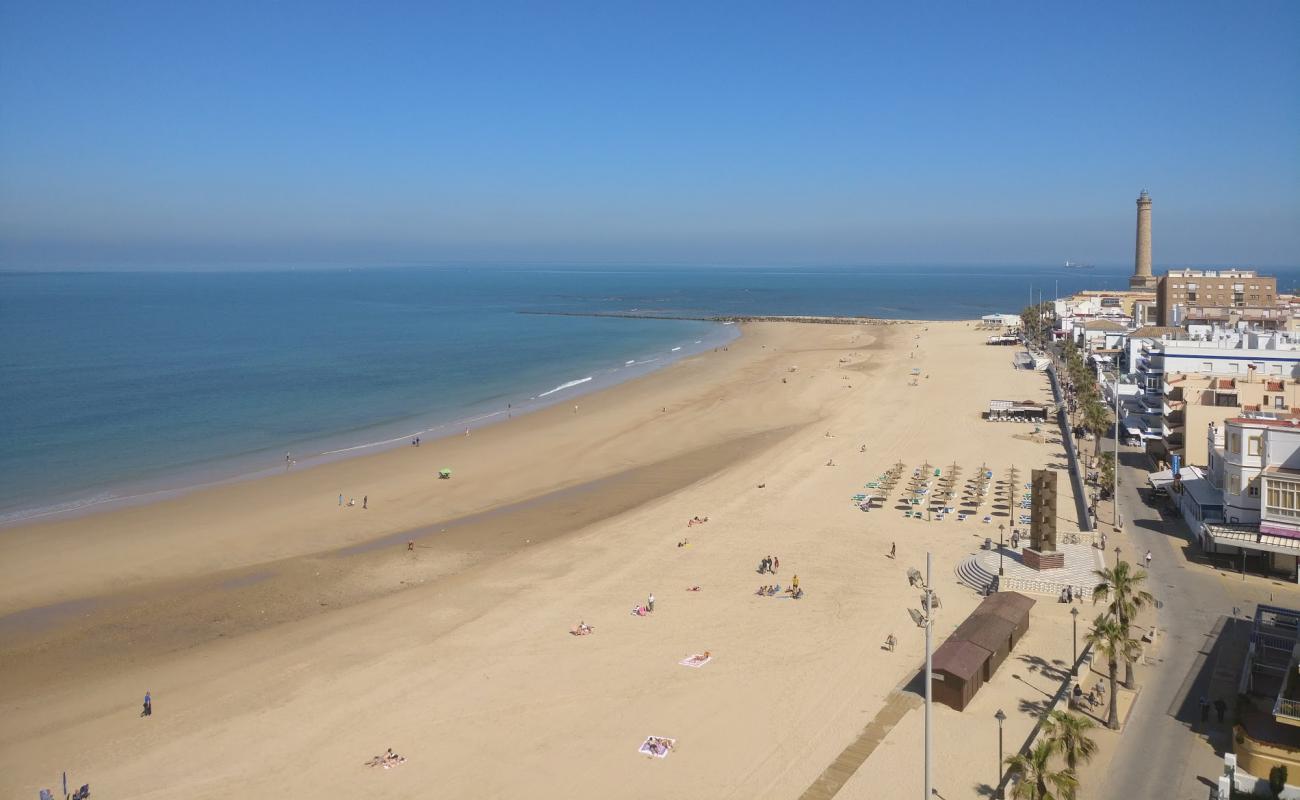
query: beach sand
[{"left": 0, "top": 319, "right": 1083, "bottom": 799}]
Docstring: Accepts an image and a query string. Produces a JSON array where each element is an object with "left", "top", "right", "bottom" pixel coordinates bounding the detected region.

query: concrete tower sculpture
[{"left": 1129, "top": 190, "right": 1156, "bottom": 289}]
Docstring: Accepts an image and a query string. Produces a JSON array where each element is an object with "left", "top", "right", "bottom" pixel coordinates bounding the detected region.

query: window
[
  {"left": 1249, "top": 436, "right": 1262, "bottom": 456},
  {"left": 1267, "top": 479, "right": 1300, "bottom": 518},
  {"left": 1272, "top": 365, "right": 1284, "bottom": 375},
  {"left": 1230, "top": 363, "right": 1241, "bottom": 373},
  {"left": 1249, "top": 483, "right": 1260, "bottom": 498},
  {"left": 1229, "top": 473, "right": 1241, "bottom": 495},
  {"left": 1203, "top": 362, "right": 1213, "bottom": 372},
  {"left": 1230, "top": 432, "right": 1241, "bottom": 453},
  {"left": 1277, "top": 396, "right": 1287, "bottom": 409}
]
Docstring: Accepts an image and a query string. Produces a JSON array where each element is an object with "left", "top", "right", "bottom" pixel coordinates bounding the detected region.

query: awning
[
  {"left": 1148, "top": 467, "right": 1197, "bottom": 489},
  {"left": 1205, "top": 523, "right": 1300, "bottom": 557}
]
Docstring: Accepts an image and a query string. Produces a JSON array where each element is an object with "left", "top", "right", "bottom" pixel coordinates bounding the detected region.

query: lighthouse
[{"left": 1129, "top": 190, "right": 1156, "bottom": 290}]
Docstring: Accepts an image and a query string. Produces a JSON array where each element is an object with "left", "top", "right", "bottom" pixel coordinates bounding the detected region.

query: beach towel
[
  {"left": 638, "top": 736, "right": 677, "bottom": 758},
  {"left": 679, "top": 653, "right": 713, "bottom": 668}
]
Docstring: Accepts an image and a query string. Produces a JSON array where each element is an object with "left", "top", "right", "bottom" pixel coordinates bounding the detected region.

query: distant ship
[{"left": 1063, "top": 260, "right": 1095, "bottom": 269}]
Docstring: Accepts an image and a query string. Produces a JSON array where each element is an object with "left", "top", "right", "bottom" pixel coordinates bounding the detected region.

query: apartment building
[
  {"left": 1156, "top": 269, "right": 1278, "bottom": 326},
  {"left": 1201, "top": 417, "right": 1300, "bottom": 579},
  {"left": 1161, "top": 373, "right": 1300, "bottom": 467}
]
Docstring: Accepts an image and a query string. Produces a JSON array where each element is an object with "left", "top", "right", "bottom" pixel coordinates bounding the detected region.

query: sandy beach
[{"left": 0, "top": 319, "right": 1085, "bottom": 799}]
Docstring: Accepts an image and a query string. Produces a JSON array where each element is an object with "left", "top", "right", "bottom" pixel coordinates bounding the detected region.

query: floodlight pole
[{"left": 924, "top": 551, "right": 934, "bottom": 800}]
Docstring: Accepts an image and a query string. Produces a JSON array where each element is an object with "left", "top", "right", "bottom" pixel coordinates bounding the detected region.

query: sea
[{"left": 4, "top": 264, "right": 1298, "bottom": 525}]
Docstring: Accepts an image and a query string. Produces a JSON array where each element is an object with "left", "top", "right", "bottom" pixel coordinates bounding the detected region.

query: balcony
[
  {"left": 1162, "top": 398, "right": 1185, "bottom": 417},
  {"left": 1274, "top": 653, "right": 1300, "bottom": 727},
  {"left": 1165, "top": 408, "right": 1185, "bottom": 426}
]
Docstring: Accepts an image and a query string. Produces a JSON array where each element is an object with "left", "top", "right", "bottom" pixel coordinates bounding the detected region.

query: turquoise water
[{"left": 5, "top": 264, "right": 1296, "bottom": 523}]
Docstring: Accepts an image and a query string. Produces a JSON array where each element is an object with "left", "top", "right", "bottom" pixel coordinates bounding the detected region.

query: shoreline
[
  {"left": 0, "top": 320, "right": 867, "bottom": 615},
  {"left": 0, "top": 320, "right": 740, "bottom": 529}
]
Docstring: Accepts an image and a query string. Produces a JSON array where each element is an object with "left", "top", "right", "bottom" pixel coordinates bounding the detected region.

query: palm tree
[
  {"left": 1042, "top": 710, "right": 1098, "bottom": 797},
  {"left": 1093, "top": 560, "right": 1155, "bottom": 688},
  {"left": 1085, "top": 614, "right": 1140, "bottom": 729},
  {"left": 1082, "top": 397, "right": 1110, "bottom": 461},
  {"left": 1005, "top": 739, "right": 1078, "bottom": 800}
]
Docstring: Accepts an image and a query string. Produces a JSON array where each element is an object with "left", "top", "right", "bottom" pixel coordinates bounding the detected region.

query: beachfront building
[
  {"left": 1156, "top": 269, "right": 1280, "bottom": 327},
  {"left": 1198, "top": 417, "right": 1300, "bottom": 577},
  {"left": 1230, "top": 605, "right": 1300, "bottom": 794},
  {"left": 1160, "top": 373, "right": 1300, "bottom": 467}
]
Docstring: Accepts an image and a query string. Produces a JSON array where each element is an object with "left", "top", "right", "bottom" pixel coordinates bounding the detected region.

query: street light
[
  {"left": 994, "top": 708, "right": 1007, "bottom": 799},
  {"left": 998, "top": 524, "right": 1006, "bottom": 576},
  {"left": 1070, "top": 607, "right": 1080, "bottom": 677},
  {"left": 907, "top": 553, "right": 938, "bottom": 800},
  {"left": 1114, "top": 546, "right": 1122, "bottom": 568},
  {"left": 1113, "top": 372, "right": 1121, "bottom": 528}
]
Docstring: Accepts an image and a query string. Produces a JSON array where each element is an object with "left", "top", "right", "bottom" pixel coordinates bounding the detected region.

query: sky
[{"left": 1, "top": 1, "right": 1297, "bottom": 270}]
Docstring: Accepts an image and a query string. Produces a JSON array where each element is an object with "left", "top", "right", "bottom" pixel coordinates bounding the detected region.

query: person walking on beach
[
  {"left": 1145, "top": 550, "right": 1153, "bottom": 569},
  {"left": 647, "top": 593, "right": 655, "bottom": 613},
  {"left": 1214, "top": 698, "right": 1228, "bottom": 723},
  {"left": 338, "top": 493, "right": 343, "bottom": 507},
  {"left": 142, "top": 690, "right": 152, "bottom": 717},
  {"left": 889, "top": 542, "right": 896, "bottom": 559},
  {"left": 791, "top": 574, "right": 800, "bottom": 591},
  {"left": 363, "top": 495, "right": 368, "bottom": 510},
  {"left": 772, "top": 556, "right": 779, "bottom": 574}
]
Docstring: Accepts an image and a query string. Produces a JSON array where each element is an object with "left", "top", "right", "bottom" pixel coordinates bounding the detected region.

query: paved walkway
[
  {"left": 797, "top": 690, "right": 923, "bottom": 800},
  {"left": 975, "top": 541, "right": 1104, "bottom": 595}
]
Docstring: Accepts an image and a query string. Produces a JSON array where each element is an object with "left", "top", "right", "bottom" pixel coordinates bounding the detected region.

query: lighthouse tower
[{"left": 1129, "top": 190, "right": 1156, "bottom": 290}]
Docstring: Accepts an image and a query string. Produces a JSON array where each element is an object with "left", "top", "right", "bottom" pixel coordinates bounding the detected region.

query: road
[{"left": 1096, "top": 438, "right": 1300, "bottom": 798}]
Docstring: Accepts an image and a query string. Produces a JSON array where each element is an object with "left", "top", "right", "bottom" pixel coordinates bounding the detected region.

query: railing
[
  {"left": 1000, "top": 575, "right": 1094, "bottom": 599},
  {"left": 1273, "top": 696, "right": 1300, "bottom": 721}
]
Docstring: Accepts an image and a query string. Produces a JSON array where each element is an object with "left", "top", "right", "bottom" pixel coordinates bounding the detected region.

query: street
[{"left": 1097, "top": 436, "right": 1300, "bottom": 798}]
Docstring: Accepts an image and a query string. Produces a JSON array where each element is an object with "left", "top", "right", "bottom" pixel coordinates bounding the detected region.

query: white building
[{"left": 1197, "top": 417, "right": 1300, "bottom": 579}]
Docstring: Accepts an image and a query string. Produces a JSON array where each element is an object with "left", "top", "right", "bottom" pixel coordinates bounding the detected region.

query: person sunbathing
[
  {"left": 678, "top": 539, "right": 688, "bottom": 547},
  {"left": 686, "top": 585, "right": 701, "bottom": 591}
]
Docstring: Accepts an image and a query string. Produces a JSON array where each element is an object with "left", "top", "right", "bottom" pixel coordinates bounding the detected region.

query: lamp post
[
  {"left": 1114, "top": 546, "right": 1122, "bottom": 568},
  {"left": 924, "top": 553, "right": 935, "bottom": 800},
  {"left": 994, "top": 708, "right": 1007, "bottom": 799},
  {"left": 1070, "top": 607, "right": 1080, "bottom": 677},
  {"left": 1113, "top": 373, "right": 1121, "bottom": 529},
  {"left": 998, "top": 524, "right": 1005, "bottom": 576}
]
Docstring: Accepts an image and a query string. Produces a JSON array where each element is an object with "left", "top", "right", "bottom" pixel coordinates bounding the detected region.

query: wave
[
  {"left": 537, "top": 376, "right": 593, "bottom": 398},
  {"left": 626, "top": 360, "right": 636, "bottom": 365},
  {"left": 671, "top": 346, "right": 682, "bottom": 352}
]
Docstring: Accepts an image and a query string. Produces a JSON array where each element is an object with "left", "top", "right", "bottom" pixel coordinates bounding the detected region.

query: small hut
[{"left": 931, "top": 591, "right": 1036, "bottom": 711}]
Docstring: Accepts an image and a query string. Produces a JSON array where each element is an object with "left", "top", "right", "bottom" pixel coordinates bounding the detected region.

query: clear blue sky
[{"left": 1, "top": 1, "right": 1297, "bottom": 269}]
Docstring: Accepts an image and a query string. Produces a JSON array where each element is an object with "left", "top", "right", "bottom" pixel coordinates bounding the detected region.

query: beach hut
[
  {"left": 930, "top": 591, "right": 1035, "bottom": 711},
  {"left": 438, "top": 468, "right": 453, "bottom": 479}
]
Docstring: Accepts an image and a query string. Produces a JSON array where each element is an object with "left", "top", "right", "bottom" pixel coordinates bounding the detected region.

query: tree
[
  {"left": 1085, "top": 614, "right": 1140, "bottom": 729},
  {"left": 1005, "top": 739, "right": 1078, "bottom": 800},
  {"left": 1042, "top": 710, "right": 1098, "bottom": 798},
  {"left": 1097, "top": 452, "right": 1115, "bottom": 498},
  {"left": 1093, "top": 560, "right": 1155, "bottom": 688},
  {"left": 1269, "top": 764, "right": 1288, "bottom": 799},
  {"left": 1082, "top": 397, "right": 1110, "bottom": 460}
]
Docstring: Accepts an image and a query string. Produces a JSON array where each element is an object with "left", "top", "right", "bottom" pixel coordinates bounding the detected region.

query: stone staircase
[{"left": 955, "top": 553, "right": 997, "bottom": 595}]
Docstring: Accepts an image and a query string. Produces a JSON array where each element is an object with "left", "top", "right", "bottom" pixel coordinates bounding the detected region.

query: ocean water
[{"left": 4, "top": 264, "right": 1297, "bottom": 523}]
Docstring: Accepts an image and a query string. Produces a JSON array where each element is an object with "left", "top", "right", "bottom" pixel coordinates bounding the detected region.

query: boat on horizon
[{"left": 1063, "top": 260, "right": 1095, "bottom": 269}]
